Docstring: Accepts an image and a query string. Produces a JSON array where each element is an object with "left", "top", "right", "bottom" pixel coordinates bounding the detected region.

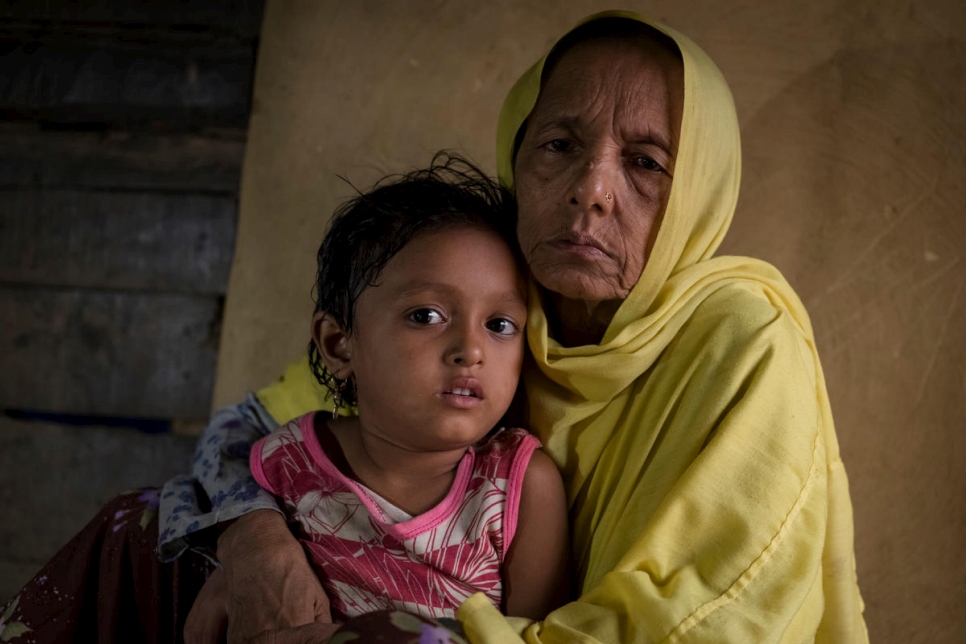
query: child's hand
[{"left": 215, "top": 510, "right": 333, "bottom": 642}]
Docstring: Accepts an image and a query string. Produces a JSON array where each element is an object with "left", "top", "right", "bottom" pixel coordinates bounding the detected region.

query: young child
[{"left": 248, "top": 155, "right": 569, "bottom": 623}]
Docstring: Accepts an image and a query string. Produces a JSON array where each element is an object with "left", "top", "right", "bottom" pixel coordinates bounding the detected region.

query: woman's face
[{"left": 514, "top": 36, "right": 684, "bottom": 307}]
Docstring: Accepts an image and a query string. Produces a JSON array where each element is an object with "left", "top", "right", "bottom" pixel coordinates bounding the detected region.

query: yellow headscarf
[
  {"left": 257, "top": 10, "right": 867, "bottom": 642},
  {"left": 457, "top": 10, "right": 868, "bottom": 643}
]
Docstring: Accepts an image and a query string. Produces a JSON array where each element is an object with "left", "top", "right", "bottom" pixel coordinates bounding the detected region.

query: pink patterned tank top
[{"left": 250, "top": 412, "right": 540, "bottom": 620}]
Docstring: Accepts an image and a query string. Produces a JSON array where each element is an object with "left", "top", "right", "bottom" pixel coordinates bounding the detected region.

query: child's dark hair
[{"left": 308, "top": 152, "right": 520, "bottom": 407}]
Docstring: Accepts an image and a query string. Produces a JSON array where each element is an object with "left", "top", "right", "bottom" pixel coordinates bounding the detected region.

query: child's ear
[{"left": 311, "top": 312, "right": 352, "bottom": 378}]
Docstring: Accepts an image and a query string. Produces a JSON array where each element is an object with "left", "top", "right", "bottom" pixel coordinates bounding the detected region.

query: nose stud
[{"left": 605, "top": 192, "right": 613, "bottom": 203}]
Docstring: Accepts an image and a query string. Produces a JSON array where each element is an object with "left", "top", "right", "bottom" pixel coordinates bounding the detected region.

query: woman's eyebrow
[
  {"left": 534, "top": 112, "right": 676, "bottom": 156},
  {"left": 627, "top": 133, "right": 676, "bottom": 156},
  {"left": 530, "top": 116, "right": 580, "bottom": 134}
]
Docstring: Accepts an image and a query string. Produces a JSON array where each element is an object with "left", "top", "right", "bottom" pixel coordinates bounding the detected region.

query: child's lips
[{"left": 440, "top": 378, "right": 483, "bottom": 408}]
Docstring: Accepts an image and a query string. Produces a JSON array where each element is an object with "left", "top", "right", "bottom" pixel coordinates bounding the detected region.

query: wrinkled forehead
[
  {"left": 540, "top": 18, "right": 681, "bottom": 87},
  {"left": 512, "top": 18, "right": 683, "bottom": 161}
]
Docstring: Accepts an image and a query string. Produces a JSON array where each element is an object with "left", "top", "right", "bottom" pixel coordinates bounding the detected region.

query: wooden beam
[
  {"left": 0, "top": 126, "right": 244, "bottom": 192},
  {"left": 0, "top": 187, "right": 236, "bottom": 294},
  {"left": 0, "top": 1, "right": 266, "bottom": 39},
  {"left": 0, "top": 38, "right": 255, "bottom": 129},
  {"left": 0, "top": 286, "right": 221, "bottom": 418}
]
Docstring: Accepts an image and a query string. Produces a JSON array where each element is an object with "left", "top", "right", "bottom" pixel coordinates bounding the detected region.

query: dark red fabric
[{"left": 0, "top": 489, "right": 211, "bottom": 644}]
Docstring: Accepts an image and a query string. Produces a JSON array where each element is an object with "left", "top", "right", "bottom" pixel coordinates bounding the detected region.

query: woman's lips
[{"left": 547, "top": 232, "right": 610, "bottom": 258}]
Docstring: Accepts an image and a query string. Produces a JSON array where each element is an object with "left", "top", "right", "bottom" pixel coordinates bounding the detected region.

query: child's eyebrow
[
  {"left": 395, "top": 282, "right": 527, "bottom": 306},
  {"left": 395, "top": 282, "right": 458, "bottom": 297}
]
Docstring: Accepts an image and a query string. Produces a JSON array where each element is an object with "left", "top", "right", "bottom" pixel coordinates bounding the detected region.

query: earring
[{"left": 331, "top": 377, "right": 347, "bottom": 419}]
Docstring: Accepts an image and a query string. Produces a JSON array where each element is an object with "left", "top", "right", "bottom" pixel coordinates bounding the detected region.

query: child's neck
[{"left": 322, "top": 416, "right": 469, "bottom": 517}]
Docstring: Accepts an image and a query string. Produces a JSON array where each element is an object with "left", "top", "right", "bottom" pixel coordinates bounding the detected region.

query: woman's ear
[{"left": 311, "top": 312, "right": 352, "bottom": 379}]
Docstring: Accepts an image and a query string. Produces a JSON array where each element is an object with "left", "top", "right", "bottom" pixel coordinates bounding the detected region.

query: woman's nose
[{"left": 568, "top": 157, "right": 616, "bottom": 214}]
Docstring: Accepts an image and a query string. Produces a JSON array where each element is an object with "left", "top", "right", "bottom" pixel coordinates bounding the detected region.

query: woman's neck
[
  {"left": 546, "top": 291, "right": 620, "bottom": 347},
  {"left": 324, "top": 416, "right": 467, "bottom": 516}
]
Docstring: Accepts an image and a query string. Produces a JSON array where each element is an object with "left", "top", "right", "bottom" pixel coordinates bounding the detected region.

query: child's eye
[
  {"left": 485, "top": 318, "right": 518, "bottom": 336},
  {"left": 408, "top": 309, "right": 444, "bottom": 325}
]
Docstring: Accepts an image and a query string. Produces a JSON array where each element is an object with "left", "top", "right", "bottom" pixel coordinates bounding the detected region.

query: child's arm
[{"left": 503, "top": 449, "right": 570, "bottom": 620}]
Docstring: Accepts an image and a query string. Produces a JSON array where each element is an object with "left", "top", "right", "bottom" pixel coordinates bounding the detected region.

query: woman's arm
[
  {"left": 503, "top": 449, "right": 570, "bottom": 620},
  {"left": 158, "top": 394, "right": 281, "bottom": 561},
  {"left": 162, "top": 355, "right": 334, "bottom": 559},
  {"left": 167, "top": 392, "right": 333, "bottom": 642},
  {"left": 217, "top": 510, "right": 334, "bottom": 640},
  {"left": 184, "top": 510, "right": 334, "bottom": 644}
]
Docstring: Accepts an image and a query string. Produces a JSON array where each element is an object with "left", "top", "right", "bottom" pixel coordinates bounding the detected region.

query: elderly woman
[{"left": 2, "top": 10, "right": 867, "bottom": 644}]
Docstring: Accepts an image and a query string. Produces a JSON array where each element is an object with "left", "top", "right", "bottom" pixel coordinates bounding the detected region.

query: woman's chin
[{"left": 533, "top": 267, "right": 626, "bottom": 307}]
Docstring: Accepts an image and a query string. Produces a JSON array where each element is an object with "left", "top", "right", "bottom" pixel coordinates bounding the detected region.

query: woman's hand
[
  {"left": 246, "top": 622, "right": 343, "bottom": 644},
  {"left": 248, "top": 611, "right": 467, "bottom": 644},
  {"left": 184, "top": 567, "right": 229, "bottom": 644},
  {"left": 215, "top": 510, "right": 333, "bottom": 642},
  {"left": 183, "top": 560, "right": 337, "bottom": 644}
]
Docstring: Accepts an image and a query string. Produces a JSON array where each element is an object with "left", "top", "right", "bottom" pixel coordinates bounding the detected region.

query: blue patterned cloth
[{"left": 157, "top": 394, "right": 281, "bottom": 562}]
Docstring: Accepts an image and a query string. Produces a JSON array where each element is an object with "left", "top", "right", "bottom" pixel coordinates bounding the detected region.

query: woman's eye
[
  {"left": 485, "top": 318, "right": 518, "bottom": 336},
  {"left": 408, "top": 309, "right": 443, "bottom": 325},
  {"left": 545, "top": 139, "right": 572, "bottom": 153},
  {"left": 632, "top": 155, "right": 664, "bottom": 173}
]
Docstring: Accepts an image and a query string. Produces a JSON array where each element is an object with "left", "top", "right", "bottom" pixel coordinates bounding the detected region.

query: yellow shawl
[
  {"left": 257, "top": 10, "right": 867, "bottom": 642},
  {"left": 461, "top": 10, "right": 867, "bottom": 642}
]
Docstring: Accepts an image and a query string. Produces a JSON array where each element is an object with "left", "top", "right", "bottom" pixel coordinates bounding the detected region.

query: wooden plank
[
  {"left": 0, "top": 188, "right": 236, "bottom": 294},
  {"left": 0, "top": 0, "right": 266, "bottom": 39},
  {"left": 0, "top": 39, "right": 255, "bottom": 129},
  {"left": 0, "top": 126, "right": 244, "bottom": 192},
  {"left": 0, "top": 416, "right": 196, "bottom": 587},
  {"left": 0, "top": 22, "right": 259, "bottom": 55},
  {"left": 0, "top": 286, "right": 220, "bottom": 418}
]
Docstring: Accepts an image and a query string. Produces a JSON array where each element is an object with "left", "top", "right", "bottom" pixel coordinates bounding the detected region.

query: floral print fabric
[
  {"left": 157, "top": 394, "right": 281, "bottom": 562},
  {"left": 329, "top": 610, "right": 467, "bottom": 643}
]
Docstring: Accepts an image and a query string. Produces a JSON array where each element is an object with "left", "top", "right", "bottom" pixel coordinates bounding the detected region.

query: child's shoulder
[
  {"left": 255, "top": 411, "right": 318, "bottom": 462},
  {"left": 475, "top": 426, "right": 539, "bottom": 454}
]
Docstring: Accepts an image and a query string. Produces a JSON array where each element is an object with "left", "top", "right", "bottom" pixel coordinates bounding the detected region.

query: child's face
[{"left": 345, "top": 225, "right": 527, "bottom": 452}]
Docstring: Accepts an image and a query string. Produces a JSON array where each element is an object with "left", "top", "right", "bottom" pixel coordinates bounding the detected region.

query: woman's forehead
[
  {"left": 540, "top": 17, "right": 681, "bottom": 83},
  {"left": 529, "top": 38, "right": 683, "bottom": 144},
  {"left": 546, "top": 35, "right": 681, "bottom": 92}
]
